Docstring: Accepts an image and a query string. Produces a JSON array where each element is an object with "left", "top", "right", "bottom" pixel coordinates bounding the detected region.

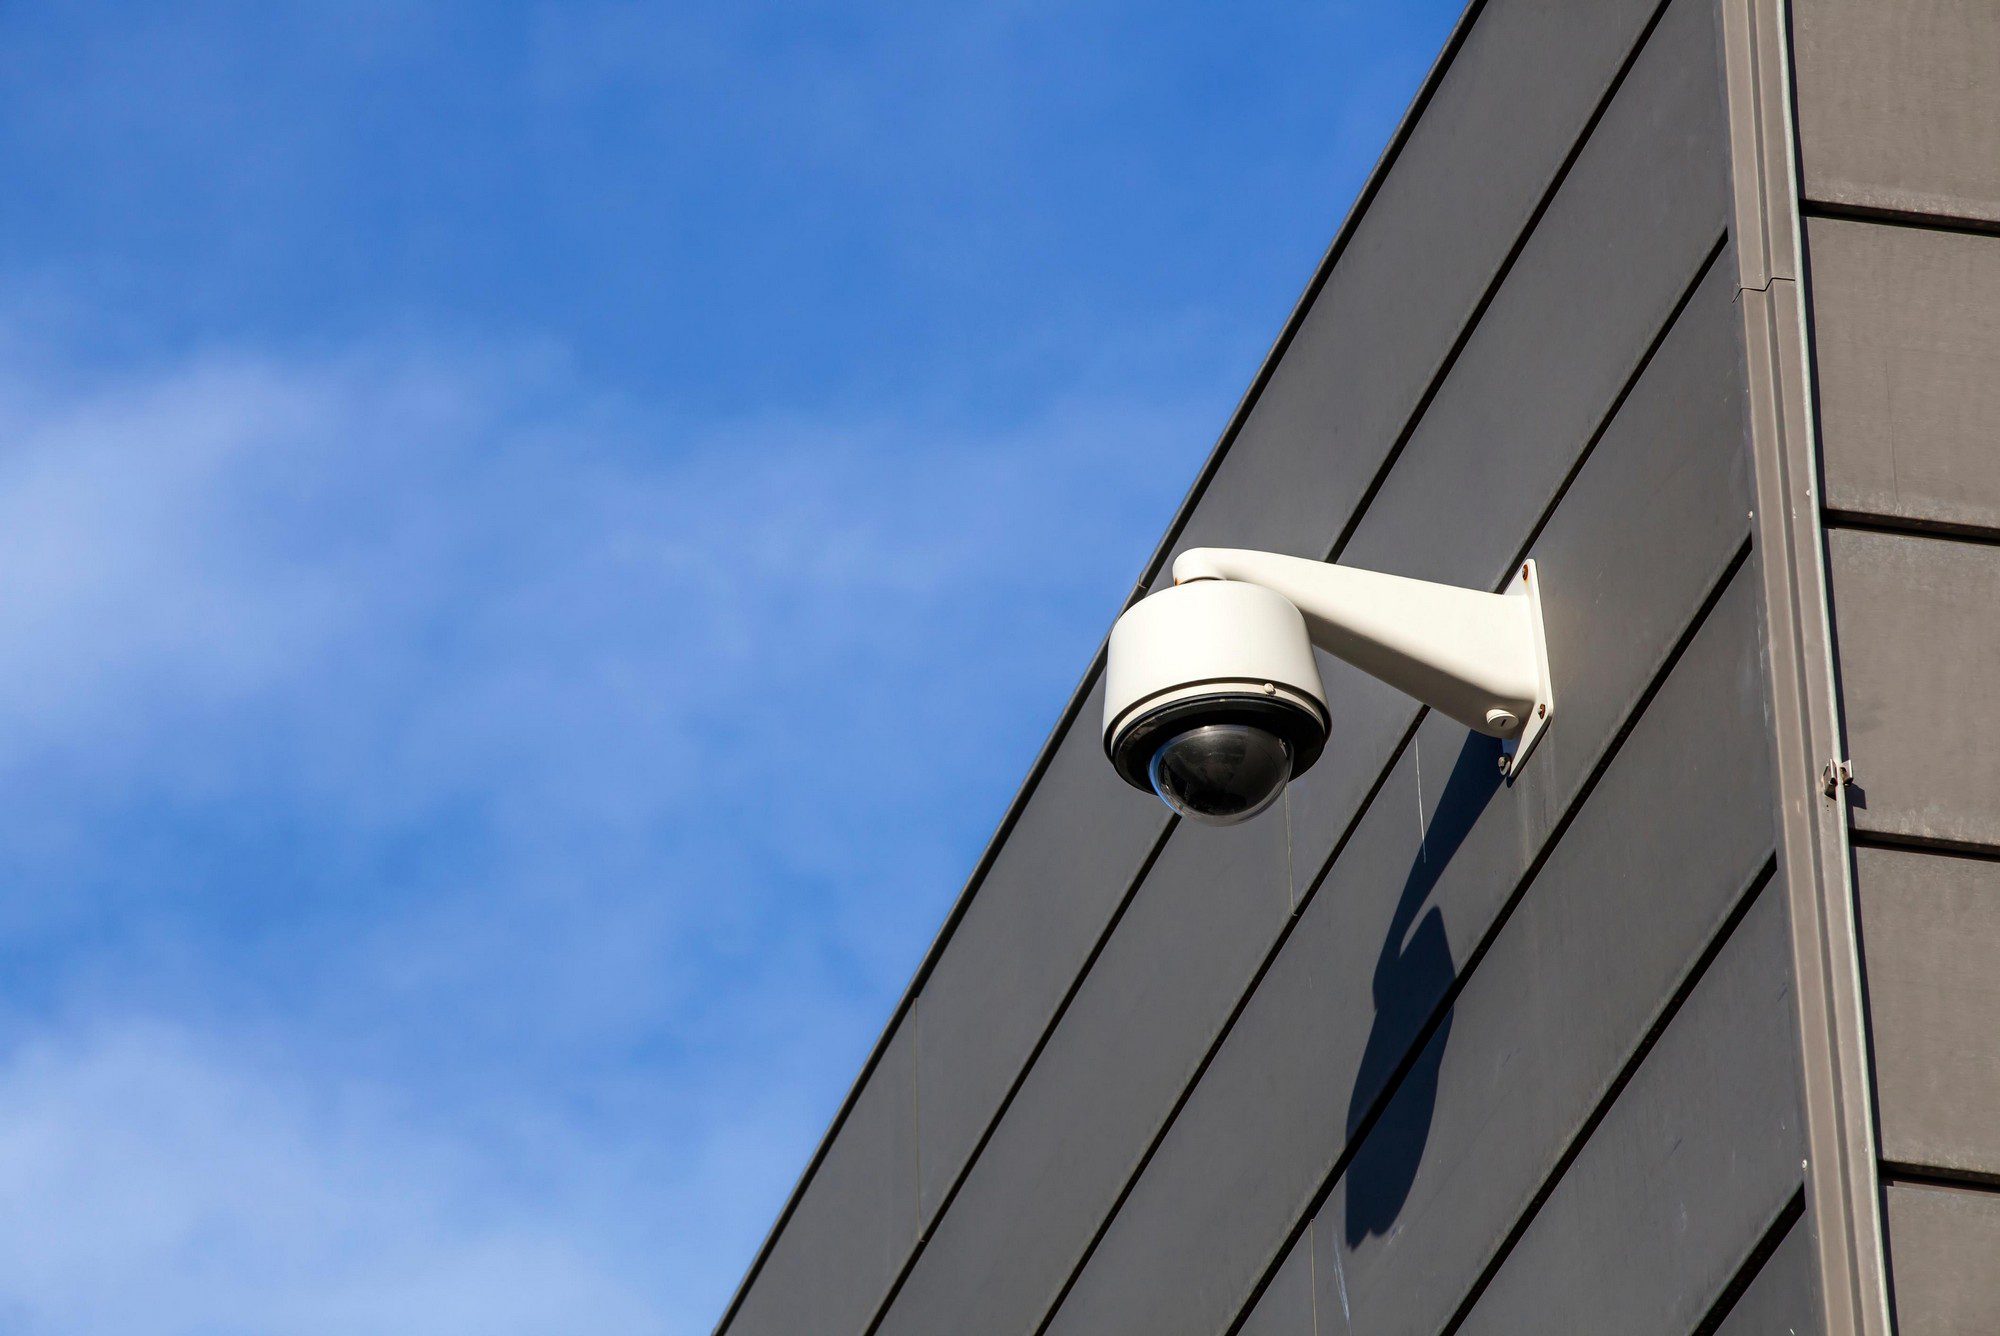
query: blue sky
[{"left": 0, "top": 2, "right": 1460, "bottom": 1330}]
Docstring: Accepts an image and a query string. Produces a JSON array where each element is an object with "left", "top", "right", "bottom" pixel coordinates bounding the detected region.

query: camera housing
[
  {"left": 1102, "top": 579, "right": 1330, "bottom": 825},
  {"left": 1103, "top": 549, "right": 1554, "bottom": 825}
]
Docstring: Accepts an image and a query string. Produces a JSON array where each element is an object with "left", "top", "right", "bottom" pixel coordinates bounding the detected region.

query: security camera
[{"left": 1103, "top": 548, "right": 1554, "bottom": 825}]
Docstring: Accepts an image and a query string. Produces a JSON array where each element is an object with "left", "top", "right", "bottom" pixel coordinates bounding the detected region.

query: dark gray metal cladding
[
  {"left": 1855, "top": 846, "right": 2000, "bottom": 1180},
  {"left": 1793, "top": 0, "right": 2000, "bottom": 225},
  {"left": 1233, "top": 1229, "right": 1315, "bottom": 1336},
  {"left": 1827, "top": 528, "right": 2000, "bottom": 850},
  {"left": 1883, "top": 1183, "right": 2000, "bottom": 1333},
  {"left": 1810, "top": 218, "right": 2000, "bottom": 534},
  {"left": 1791, "top": 0, "right": 2000, "bottom": 1323},
  {"left": 1455, "top": 876, "right": 1805, "bottom": 1336},
  {"left": 1715, "top": 1214, "right": 1821, "bottom": 1336}
]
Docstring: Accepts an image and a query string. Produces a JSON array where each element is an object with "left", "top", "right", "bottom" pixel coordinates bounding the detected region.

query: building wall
[
  {"left": 1793, "top": 1, "right": 2000, "bottom": 1330},
  {"left": 718, "top": 1, "right": 1830, "bottom": 1332}
]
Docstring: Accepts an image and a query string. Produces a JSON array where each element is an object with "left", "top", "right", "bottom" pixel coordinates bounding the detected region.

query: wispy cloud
[
  {"left": 0, "top": 1020, "right": 660, "bottom": 1336},
  {"left": 0, "top": 333, "right": 1210, "bottom": 1329}
]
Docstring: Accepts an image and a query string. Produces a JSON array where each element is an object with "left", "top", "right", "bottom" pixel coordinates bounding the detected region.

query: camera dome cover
[{"left": 1147, "top": 722, "right": 1293, "bottom": 825}]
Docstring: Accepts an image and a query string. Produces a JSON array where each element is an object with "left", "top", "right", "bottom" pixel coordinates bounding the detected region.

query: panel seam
[
  {"left": 1822, "top": 509, "right": 2000, "bottom": 551},
  {"left": 1878, "top": 1162, "right": 2000, "bottom": 1194},
  {"left": 1692, "top": 1187, "right": 1810, "bottom": 1335},
  {"left": 1802, "top": 197, "right": 2000, "bottom": 241}
]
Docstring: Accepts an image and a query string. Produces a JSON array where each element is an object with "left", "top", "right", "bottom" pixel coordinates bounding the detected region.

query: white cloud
[
  {"left": 0, "top": 335, "right": 1213, "bottom": 1329},
  {"left": 0, "top": 1020, "right": 664, "bottom": 1335}
]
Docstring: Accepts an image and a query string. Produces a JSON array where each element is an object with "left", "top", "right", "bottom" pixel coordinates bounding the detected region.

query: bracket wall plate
[{"left": 1500, "top": 558, "right": 1554, "bottom": 780}]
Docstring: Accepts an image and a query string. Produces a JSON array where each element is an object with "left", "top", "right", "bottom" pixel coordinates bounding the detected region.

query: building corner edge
[{"left": 1719, "top": 0, "right": 1892, "bottom": 1331}]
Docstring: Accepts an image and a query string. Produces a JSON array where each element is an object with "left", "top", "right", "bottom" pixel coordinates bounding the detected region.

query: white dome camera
[{"left": 1103, "top": 548, "right": 1554, "bottom": 825}]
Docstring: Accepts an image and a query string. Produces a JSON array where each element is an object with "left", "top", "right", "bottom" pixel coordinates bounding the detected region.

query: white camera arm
[{"left": 1172, "top": 548, "right": 1554, "bottom": 771}]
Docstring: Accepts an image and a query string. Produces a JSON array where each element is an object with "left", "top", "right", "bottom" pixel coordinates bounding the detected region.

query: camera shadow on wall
[{"left": 1345, "top": 727, "right": 1503, "bottom": 1246}]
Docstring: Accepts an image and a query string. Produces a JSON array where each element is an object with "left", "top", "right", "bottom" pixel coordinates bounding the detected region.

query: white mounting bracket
[
  {"left": 1169, "top": 548, "right": 1557, "bottom": 777},
  {"left": 1499, "top": 559, "right": 1554, "bottom": 781}
]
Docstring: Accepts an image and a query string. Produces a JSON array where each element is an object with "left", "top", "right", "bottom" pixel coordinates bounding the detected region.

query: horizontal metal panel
[
  {"left": 1810, "top": 218, "right": 2000, "bottom": 534},
  {"left": 1793, "top": 0, "right": 2000, "bottom": 223},
  {"left": 726, "top": 1019, "right": 918, "bottom": 1336},
  {"left": 1716, "top": 1212, "right": 1822, "bottom": 1336},
  {"left": 1457, "top": 878, "right": 1804, "bottom": 1335},
  {"left": 1827, "top": 528, "right": 2000, "bottom": 849},
  {"left": 1041, "top": 255, "right": 1753, "bottom": 1336},
  {"left": 1884, "top": 1180, "right": 2000, "bottom": 1334},
  {"left": 1856, "top": 845, "right": 2000, "bottom": 1176}
]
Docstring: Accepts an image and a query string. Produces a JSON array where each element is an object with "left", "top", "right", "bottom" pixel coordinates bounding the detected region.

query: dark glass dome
[{"left": 1146, "top": 723, "right": 1293, "bottom": 826}]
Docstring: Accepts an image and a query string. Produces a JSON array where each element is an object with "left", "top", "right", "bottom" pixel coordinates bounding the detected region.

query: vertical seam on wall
[
  {"left": 1778, "top": 0, "right": 1894, "bottom": 1326},
  {"left": 1721, "top": 0, "right": 1892, "bottom": 1330}
]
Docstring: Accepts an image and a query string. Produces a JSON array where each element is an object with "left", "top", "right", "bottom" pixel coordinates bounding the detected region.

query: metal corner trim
[{"left": 1721, "top": 1, "right": 1891, "bottom": 1331}]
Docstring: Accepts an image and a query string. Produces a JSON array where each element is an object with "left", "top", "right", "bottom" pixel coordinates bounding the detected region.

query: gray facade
[
  {"left": 1794, "top": 1, "right": 2000, "bottom": 1329},
  {"left": 718, "top": 2, "right": 1999, "bottom": 1332}
]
